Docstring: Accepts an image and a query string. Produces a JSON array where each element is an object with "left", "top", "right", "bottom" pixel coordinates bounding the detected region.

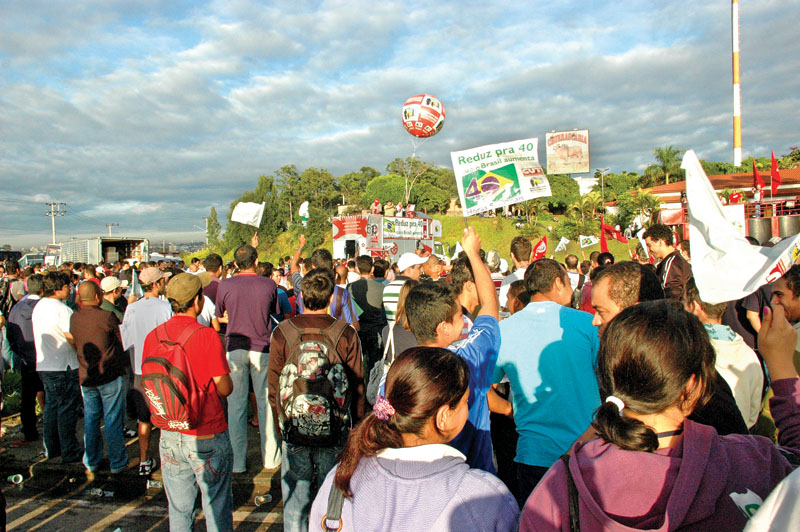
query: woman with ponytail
[
  {"left": 521, "top": 300, "right": 800, "bottom": 531},
  {"left": 309, "top": 346, "right": 519, "bottom": 531}
]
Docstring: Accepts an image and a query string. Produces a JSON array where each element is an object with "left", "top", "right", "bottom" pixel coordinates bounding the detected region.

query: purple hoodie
[{"left": 521, "top": 378, "right": 800, "bottom": 531}]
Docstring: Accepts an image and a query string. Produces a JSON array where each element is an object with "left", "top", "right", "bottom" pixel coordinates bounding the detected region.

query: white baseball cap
[
  {"left": 397, "top": 252, "right": 428, "bottom": 273},
  {"left": 100, "top": 276, "right": 129, "bottom": 293}
]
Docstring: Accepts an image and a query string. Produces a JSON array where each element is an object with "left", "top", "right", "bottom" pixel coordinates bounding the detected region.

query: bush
[{"left": 2, "top": 369, "right": 21, "bottom": 415}]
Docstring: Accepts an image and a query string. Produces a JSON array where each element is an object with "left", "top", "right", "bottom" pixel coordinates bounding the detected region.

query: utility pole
[
  {"left": 106, "top": 223, "right": 119, "bottom": 236},
  {"left": 732, "top": 0, "right": 742, "bottom": 167},
  {"left": 45, "top": 202, "right": 66, "bottom": 244}
]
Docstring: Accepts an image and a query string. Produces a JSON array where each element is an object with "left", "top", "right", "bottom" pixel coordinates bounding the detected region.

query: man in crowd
[
  {"left": 100, "top": 276, "right": 128, "bottom": 322},
  {"left": 120, "top": 267, "right": 173, "bottom": 476},
  {"left": 290, "top": 235, "right": 359, "bottom": 328},
  {"left": 6, "top": 273, "right": 45, "bottom": 442},
  {"left": 32, "top": 271, "right": 82, "bottom": 463},
  {"left": 202, "top": 253, "right": 224, "bottom": 304},
  {"left": 348, "top": 255, "right": 387, "bottom": 376},
  {"left": 643, "top": 223, "right": 692, "bottom": 300},
  {"left": 564, "top": 254, "right": 582, "bottom": 290},
  {"left": 216, "top": 244, "right": 282, "bottom": 472},
  {"left": 144, "top": 273, "right": 233, "bottom": 532},
  {"left": 405, "top": 228, "right": 500, "bottom": 473},
  {"left": 383, "top": 252, "right": 427, "bottom": 324},
  {"left": 493, "top": 258, "right": 599, "bottom": 504},
  {"left": 590, "top": 261, "right": 747, "bottom": 435},
  {"left": 269, "top": 268, "right": 364, "bottom": 532},
  {"left": 499, "top": 236, "right": 532, "bottom": 310},
  {"left": 70, "top": 282, "right": 129, "bottom": 473},
  {"left": 769, "top": 265, "right": 800, "bottom": 373}
]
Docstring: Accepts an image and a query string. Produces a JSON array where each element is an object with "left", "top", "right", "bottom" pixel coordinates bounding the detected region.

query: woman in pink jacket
[{"left": 521, "top": 300, "right": 800, "bottom": 532}]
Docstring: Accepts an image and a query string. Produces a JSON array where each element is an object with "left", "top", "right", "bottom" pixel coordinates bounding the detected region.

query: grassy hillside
[{"left": 186, "top": 213, "right": 638, "bottom": 267}]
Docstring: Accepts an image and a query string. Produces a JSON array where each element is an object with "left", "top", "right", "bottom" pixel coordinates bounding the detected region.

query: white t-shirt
[
  {"left": 32, "top": 297, "right": 78, "bottom": 372},
  {"left": 498, "top": 268, "right": 526, "bottom": 309},
  {"left": 196, "top": 295, "right": 216, "bottom": 328},
  {"left": 566, "top": 271, "right": 581, "bottom": 291},
  {"left": 120, "top": 297, "right": 173, "bottom": 374}
]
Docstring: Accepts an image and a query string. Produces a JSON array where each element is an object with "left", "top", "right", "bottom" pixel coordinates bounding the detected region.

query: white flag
[
  {"left": 555, "top": 237, "right": 570, "bottom": 253},
  {"left": 684, "top": 149, "right": 800, "bottom": 304},
  {"left": 579, "top": 235, "right": 599, "bottom": 248},
  {"left": 231, "top": 202, "right": 265, "bottom": 228},
  {"left": 636, "top": 228, "right": 649, "bottom": 259}
]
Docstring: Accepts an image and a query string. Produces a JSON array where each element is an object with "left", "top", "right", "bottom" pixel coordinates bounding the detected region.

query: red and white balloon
[{"left": 401, "top": 94, "right": 445, "bottom": 138}]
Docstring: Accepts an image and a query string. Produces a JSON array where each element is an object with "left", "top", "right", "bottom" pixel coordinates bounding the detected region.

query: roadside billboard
[{"left": 546, "top": 129, "right": 590, "bottom": 174}]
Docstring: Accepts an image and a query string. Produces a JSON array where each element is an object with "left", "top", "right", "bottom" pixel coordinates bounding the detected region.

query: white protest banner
[
  {"left": 450, "top": 137, "right": 552, "bottom": 217},
  {"left": 382, "top": 217, "right": 427, "bottom": 239},
  {"left": 231, "top": 202, "right": 265, "bottom": 228},
  {"left": 684, "top": 149, "right": 800, "bottom": 304},
  {"left": 555, "top": 236, "right": 570, "bottom": 253},
  {"left": 579, "top": 235, "right": 600, "bottom": 248}
]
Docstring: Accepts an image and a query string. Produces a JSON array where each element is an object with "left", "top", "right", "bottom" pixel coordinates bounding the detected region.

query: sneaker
[{"left": 139, "top": 458, "right": 157, "bottom": 476}]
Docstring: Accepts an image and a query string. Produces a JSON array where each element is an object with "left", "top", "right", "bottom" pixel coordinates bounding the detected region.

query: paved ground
[{"left": 0, "top": 413, "right": 284, "bottom": 531}]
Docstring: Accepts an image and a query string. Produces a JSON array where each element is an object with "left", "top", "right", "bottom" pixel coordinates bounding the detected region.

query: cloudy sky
[{"left": 1, "top": 0, "right": 798, "bottom": 248}]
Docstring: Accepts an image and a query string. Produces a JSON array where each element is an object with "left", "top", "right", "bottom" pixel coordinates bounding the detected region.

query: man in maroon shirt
[
  {"left": 69, "top": 282, "right": 129, "bottom": 473},
  {"left": 215, "top": 244, "right": 281, "bottom": 472}
]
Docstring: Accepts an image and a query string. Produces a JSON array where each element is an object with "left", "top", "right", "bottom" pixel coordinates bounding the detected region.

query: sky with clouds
[{"left": 1, "top": 0, "right": 798, "bottom": 248}]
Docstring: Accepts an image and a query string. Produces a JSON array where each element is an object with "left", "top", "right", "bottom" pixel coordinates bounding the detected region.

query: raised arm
[
  {"left": 462, "top": 227, "right": 498, "bottom": 319},
  {"left": 290, "top": 234, "right": 306, "bottom": 275}
]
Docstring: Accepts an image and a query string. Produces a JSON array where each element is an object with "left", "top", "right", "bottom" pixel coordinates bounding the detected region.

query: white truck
[
  {"left": 332, "top": 214, "right": 445, "bottom": 262},
  {"left": 58, "top": 237, "right": 150, "bottom": 265}
]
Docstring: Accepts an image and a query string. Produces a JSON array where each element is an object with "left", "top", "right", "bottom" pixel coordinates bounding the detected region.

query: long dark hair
[
  {"left": 334, "top": 346, "right": 469, "bottom": 497},
  {"left": 591, "top": 300, "right": 715, "bottom": 452}
]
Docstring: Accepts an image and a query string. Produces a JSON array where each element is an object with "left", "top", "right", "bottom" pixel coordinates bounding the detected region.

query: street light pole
[{"left": 596, "top": 168, "right": 610, "bottom": 213}]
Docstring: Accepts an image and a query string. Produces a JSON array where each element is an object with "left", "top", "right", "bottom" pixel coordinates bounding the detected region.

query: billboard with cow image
[{"left": 545, "top": 129, "right": 590, "bottom": 174}]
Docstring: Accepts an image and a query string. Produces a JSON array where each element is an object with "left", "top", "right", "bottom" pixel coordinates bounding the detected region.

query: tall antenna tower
[{"left": 732, "top": 0, "right": 742, "bottom": 167}]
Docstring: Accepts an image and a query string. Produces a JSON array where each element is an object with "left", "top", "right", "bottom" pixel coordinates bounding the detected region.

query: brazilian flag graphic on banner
[{"left": 461, "top": 163, "right": 521, "bottom": 210}]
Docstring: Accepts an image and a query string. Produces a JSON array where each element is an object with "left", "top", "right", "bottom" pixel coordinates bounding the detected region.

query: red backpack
[{"left": 141, "top": 322, "right": 207, "bottom": 431}]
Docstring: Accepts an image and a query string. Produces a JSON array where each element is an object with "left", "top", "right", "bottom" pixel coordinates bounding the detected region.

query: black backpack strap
[
  {"left": 332, "top": 287, "right": 344, "bottom": 320},
  {"left": 560, "top": 454, "right": 581, "bottom": 532},
  {"left": 577, "top": 273, "right": 585, "bottom": 289},
  {"left": 320, "top": 484, "right": 345, "bottom": 531}
]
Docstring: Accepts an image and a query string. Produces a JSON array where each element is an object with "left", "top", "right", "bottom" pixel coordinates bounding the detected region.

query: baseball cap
[
  {"left": 397, "top": 252, "right": 428, "bottom": 273},
  {"left": 196, "top": 271, "right": 213, "bottom": 288},
  {"left": 139, "top": 267, "right": 170, "bottom": 284},
  {"left": 486, "top": 250, "right": 501, "bottom": 270},
  {"left": 166, "top": 273, "right": 202, "bottom": 306},
  {"left": 100, "top": 276, "right": 129, "bottom": 293}
]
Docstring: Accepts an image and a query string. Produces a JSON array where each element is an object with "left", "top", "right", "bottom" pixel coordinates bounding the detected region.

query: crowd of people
[{"left": 1, "top": 221, "right": 800, "bottom": 532}]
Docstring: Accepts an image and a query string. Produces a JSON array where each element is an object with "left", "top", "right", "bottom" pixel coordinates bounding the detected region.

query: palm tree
[
  {"left": 569, "top": 192, "right": 603, "bottom": 223},
  {"left": 634, "top": 189, "right": 662, "bottom": 224},
  {"left": 644, "top": 146, "right": 685, "bottom": 186}
]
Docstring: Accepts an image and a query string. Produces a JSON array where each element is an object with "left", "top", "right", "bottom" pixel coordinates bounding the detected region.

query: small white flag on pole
[
  {"left": 231, "top": 202, "right": 266, "bottom": 228},
  {"left": 636, "top": 228, "right": 649, "bottom": 258},
  {"left": 555, "top": 237, "right": 570, "bottom": 253},
  {"left": 684, "top": 149, "right": 800, "bottom": 304}
]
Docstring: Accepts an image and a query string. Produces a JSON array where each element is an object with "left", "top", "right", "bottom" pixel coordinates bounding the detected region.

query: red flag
[
  {"left": 771, "top": 151, "right": 782, "bottom": 195},
  {"left": 600, "top": 216, "right": 609, "bottom": 253},
  {"left": 600, "top": 215, "right": 629, "bottom": 246},
  {"left": 531, "top": 236, "right": 547, "bottom": 261},
  {"left": 752, "top": 159, "right": 765, "bottom": 190}
]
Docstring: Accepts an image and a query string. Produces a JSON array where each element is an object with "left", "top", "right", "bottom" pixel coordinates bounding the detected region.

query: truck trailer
[
  {"left": 332, "top": 214, "right": 444, "bottom": 262},
  {"left": 58, "top": 237, "right": 149, "bottom": 265}
]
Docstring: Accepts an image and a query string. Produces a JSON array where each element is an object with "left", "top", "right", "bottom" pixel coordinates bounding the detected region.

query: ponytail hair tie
[
  {"left": 373, "top": 395, "right": 396, "bottom": 421},
  {"left": 605, "top": 395, "right": 625, "bottom": 413}
]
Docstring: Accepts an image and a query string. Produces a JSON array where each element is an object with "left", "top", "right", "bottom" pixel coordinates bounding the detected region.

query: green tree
[
  {"left": 517, "top": 198, "right": 548, "bottom": 225},
  {"left": 633, "top": 189, "right": 662, "bottom": 225},
  {"left": 363, "top": 174, "right": 406, "bottom": 205},
  {"left": 386, "top": 157, "right": 434, "bottom": 205},
  {"left": 643, "top": 146, "right": 685, "bottom": 186},
  {"left": 339, "top": 167, "right": 379, "bottom": 206},
  {"left": 206, "top": 207, "right": 221, "bottom": 248},
  {"left": 592, "top": 172, "right": 640, "bottom": 202},
  {"left": 545, "top": 174, "right": 580, "bottom": 213},
  {"left": 410, "top": 182, "right": 450, "bottom": 214}
]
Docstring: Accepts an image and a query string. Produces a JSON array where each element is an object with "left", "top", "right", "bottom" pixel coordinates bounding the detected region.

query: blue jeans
[
  {"left": 226, "top": 349, "right": 281, "bottom": 471},
  {"left": 39, "top": 369, "right": 82, "bottom": 462},
  {"left": 82, "top": 376, "right": 128, "bottom": 473},
  {"left": 160, "top": 430, "right": 234, "bottom": 532},
  {"left": 281, "top": 442, "right": 341, "bottom": 532}
]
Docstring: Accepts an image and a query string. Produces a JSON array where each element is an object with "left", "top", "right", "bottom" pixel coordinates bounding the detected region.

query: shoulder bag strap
[
  {"left": 383, "top": 323, "right": 396, "bottom": 364},
  {"left": 322, "top": 319, "right": 349, "bottom": 365},
  {"left": 321, "top": 484, "right": 345, "bottom": 532},
  {"left": 560, "top": 454, "right": 581, "bottom": 532},
  {"left": 332, "top": 287, "right": 344, "bottom": 320}
]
